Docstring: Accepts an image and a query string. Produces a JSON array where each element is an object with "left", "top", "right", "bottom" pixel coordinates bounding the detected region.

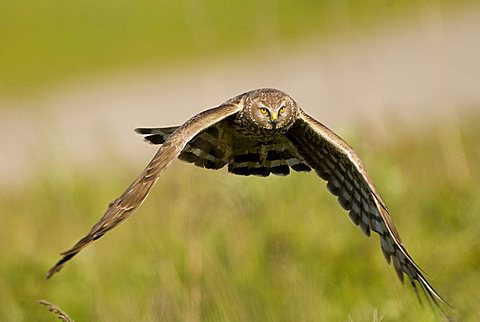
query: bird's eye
[
  {"left": 279, "top": 107, "right": 285, "bottom": 114},
  {"left": 260, "top": 108, "right": 268, "bottom": 114}
]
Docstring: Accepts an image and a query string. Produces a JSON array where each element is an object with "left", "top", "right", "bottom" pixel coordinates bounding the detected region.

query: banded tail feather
[{"left": 228, "top": 140, "right": 311, "bottom": 176}]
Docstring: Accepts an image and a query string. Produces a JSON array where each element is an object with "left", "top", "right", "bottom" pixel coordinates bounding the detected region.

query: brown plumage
[{"left": 47, "top": 88, "right": 448, "bottom": 312}]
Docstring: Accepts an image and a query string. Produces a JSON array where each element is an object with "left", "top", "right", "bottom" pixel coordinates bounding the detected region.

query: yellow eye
[
  {"left": 279, "top": 107, "right": 285, "bottom": 114},
  {"left": 260, "top": 108, "right": 268, "bottom": 114}
]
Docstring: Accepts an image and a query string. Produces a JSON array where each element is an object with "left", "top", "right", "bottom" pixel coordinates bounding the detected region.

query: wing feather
[
  {"left": 135, "top": 126, "right": 179, "bottom": 145},
  {"left": 285, "top": 110, "right": 448, "bottom": 310},
  {"left": 47, "top": 101, "right": 242, "bottom": 278},
  {"left": 137, "top": 122, "right": 231, "bottom": 170}
]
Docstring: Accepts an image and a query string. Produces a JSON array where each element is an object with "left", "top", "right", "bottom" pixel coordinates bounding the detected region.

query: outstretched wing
[
  {"left": 137, "top": 123, "right": 231, "bottom": 170},
  {"left": 285, "top": 110, "right": 448, "bottom": 309},
  {"left": 46, "top": 101, "right": 242, "bottom": 278}
]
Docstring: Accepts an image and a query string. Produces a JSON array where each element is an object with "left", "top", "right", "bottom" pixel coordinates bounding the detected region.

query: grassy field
[
  {"left": 0, "top": 115, "right": 478, "bottom": 321},
  {"left": 1, "top": 0, "right": 477, "bottom": 95},
  {"left": 2, "top": 1, "right": 479, "bottom": 320}
]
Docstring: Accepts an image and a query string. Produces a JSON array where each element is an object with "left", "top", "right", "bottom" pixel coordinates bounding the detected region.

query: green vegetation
[
  {"left": 0, "top": 115, "right": 478, "bottom": 321},
  {"left": 1, "top": 1, "right": 479, "bottom": 320},
  {"left": 0, "top": 0, "right": 475, "bottom": 94}
]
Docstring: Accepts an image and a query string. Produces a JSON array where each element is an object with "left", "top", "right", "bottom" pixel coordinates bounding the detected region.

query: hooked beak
[{"left": 270, "top": 112, "right": 278, "bottom": 128}]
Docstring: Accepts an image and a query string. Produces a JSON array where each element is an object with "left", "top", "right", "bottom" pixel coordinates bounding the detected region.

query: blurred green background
[
  {"left": 1, "top": 0, "right": 476, "bottom": 94},
  {"left": 1, "top": 1, "right": 480, "bottom": 321}
]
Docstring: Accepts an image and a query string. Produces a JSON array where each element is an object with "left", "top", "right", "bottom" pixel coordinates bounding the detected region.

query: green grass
[
  {"left": 1, "top": 0, "right": 476, "bottom": 95},
  {"left": 0, "top": 115, "right": 479, "bottom": 321}
]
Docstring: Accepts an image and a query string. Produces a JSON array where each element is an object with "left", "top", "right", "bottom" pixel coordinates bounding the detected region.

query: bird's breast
[{"left": 230, "top": 117, "right": 290, "bottom": 141}]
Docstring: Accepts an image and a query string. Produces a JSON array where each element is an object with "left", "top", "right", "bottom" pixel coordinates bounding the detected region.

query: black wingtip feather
[
  {"left": 135, "top": 128, "right": 152, "bottom": 134},
  {"left": 337, "top": 192, "right": 352, "bottom": 210},
  {"left": 326, "top": 180, "right": 341, "bottom": 195},
  {"left": 291, "top": 163, "right": 311, "bottom": 172},
  {"left": 359, "top": 222, "right": 371, "bottom": 236},
  {"left": 144, "top": 135, "right": 166, "bottom": 145},
  {"left": 348, "top": 209, "right": 360, "bottom": 225},
  {"left": 314, "top": 169, "right": 331, "bottom": 180}
]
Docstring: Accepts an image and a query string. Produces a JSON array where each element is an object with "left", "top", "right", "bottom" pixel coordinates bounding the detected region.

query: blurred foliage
[
  {"left": 1, "top": 2, "right": 479, "bottom": 320},
  {"left": 0, "top": 0, "right": 476, "bottom": 93},
  {"left": 0, "top": 114, "right": 478, "bottom": 321}
]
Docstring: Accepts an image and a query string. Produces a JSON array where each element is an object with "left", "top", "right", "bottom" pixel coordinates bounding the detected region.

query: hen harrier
[{"left": 47, "top": 88, "right": 447, "bottom": 310}]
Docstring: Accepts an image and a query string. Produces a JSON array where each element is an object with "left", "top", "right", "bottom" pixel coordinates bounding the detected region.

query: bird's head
[{"left": 244, "top": 88, "right": 298, "bottom": 131}]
